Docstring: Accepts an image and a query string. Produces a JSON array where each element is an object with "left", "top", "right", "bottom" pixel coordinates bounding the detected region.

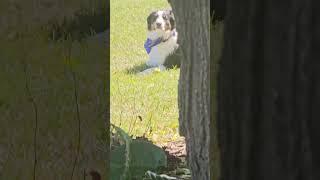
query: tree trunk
[
  {"left": 217, "top": 0, "right": 320, "bottom": 179},
  {"left": 0, "top": 25, "right": 109, "bottom": 180},
  {"left": 168, "top": 0, "right": 210, "bottom": 179},
  {"left": 210, "top": 20, "right": 224, "bottom": 180}
]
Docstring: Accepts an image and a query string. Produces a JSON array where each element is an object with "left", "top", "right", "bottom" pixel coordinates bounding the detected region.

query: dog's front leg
[
  {"left": 146, "top": 47, "right": 166, "bottom": 67},
  {"left": 158, "top": 65, "right": 166, "bottom": 71}
]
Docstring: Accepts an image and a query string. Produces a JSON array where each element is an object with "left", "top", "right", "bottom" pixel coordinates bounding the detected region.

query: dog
[{"left": 143, "top": 9, "right": 180, "bottom": 71}]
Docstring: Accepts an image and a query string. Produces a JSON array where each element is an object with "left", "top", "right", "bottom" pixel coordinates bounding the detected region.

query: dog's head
[{"left": 147, "top": 10, "right": 175, "bottom": 33}]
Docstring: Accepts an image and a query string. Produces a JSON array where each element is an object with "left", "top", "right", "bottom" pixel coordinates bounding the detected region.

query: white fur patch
[
  {"left": 146, "top": 31, "right": 178, "bottom": 67},
  {"left": 137, "top": 65, "right": 166, "bottom": 75},
  {"left": 144, "top": 10, "right": 179, "bottom": 73}
]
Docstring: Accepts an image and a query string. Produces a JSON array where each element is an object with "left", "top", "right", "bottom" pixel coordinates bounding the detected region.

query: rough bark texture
[
  {"left": 210, "top": 21, "right": 224, "bottom": 180},
  {"left": 217, "top": 0, "right": 320, "bottom": 179},
  {"left": 168, "top": 0, "right": 210, "bottom": 179}
]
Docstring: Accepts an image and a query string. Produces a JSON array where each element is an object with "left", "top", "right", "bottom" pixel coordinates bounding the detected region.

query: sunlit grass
[{"left": 110, "top": 0, "right": 181, "bottom": 144}]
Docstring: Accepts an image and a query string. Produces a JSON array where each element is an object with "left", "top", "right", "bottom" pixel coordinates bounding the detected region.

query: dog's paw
[
  {"left": 146, "top": 60, "right": 159, "bottom": 67},
  {"left": 138, "top": 65, "right": 166, "bottom": 76},
  {"left": 158, "top": 65, "right": 166, "bottom": 71}
]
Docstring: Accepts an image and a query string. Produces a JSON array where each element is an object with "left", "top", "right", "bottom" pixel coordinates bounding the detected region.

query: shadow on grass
[
  {"left": 126, "top": 63, "right": 148, "bottom": 74},
  {"left": 126, "top": 63, "right": 182, "bottom": 75}
]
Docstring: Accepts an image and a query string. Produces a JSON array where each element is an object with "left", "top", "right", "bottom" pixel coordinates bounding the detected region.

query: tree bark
[
  {"left": 168, "top": 0, "right": 210, "bottom": 179},
  {"left": 217, "top": 0, "right": 320, "bottom": 179},
  {"left": 211, "top": 0, "right": 226, "bottom": 22},
  {"left": 210, "top": 20, "right": 224, "bottom": 180}
]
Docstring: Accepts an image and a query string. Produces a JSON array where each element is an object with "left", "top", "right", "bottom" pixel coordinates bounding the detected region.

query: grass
[{"left": 110, "top": 0, "right": 181, "bottom": 144}]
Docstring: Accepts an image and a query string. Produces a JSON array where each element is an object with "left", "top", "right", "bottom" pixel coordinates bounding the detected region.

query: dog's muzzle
[{"left": 156, "top": 22, "right": 162, "bottom": 29}]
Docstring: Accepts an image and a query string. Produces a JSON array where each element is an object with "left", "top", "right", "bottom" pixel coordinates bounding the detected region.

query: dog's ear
[
  {"left": 147, "top": 11, "right": 157, "bottom": 30},
  {"left": 168, "top": 10, "right": 176, "bottom": 30}
]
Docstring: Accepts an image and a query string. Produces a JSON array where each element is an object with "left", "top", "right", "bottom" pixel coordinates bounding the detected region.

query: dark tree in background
[
  {"left": 168, "top": 0, "right": 211, "bottom": 179},
  {"left": 215, "top": 0, "right": 320, "bottom": 179},
  {"left": 211, "top": 0, "right": 226, "bottom": 22},
  {"left": 211, "top": 11, "right": 224, "bottom": 180}
]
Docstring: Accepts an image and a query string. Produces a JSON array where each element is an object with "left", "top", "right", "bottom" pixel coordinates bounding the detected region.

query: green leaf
[
  {"left": 111, "top": 124, "right": 132, "bottom": 179},
  {"left": 145, "top": 170, "right": 177, "bottom": 180},
  {"left": 129, "top": 140, "right": 167, "bottom": 176},
  {"left": 111, "top": 124, "right": 131, "bottom": 143},
  {"left": 110, "top": 138, "right": 167, "bottom": 180},
  {"left": 110, "top": 144, "right": 126, "bottom": 180}
]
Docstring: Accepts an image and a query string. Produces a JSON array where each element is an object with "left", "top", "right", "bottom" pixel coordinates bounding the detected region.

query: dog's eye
[{"left": 162, "top": 15, "right": 167, "bottom": 20}]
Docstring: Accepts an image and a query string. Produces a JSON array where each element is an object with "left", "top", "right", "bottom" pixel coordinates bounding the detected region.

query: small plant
[
  {"left": 144, "top": 170, "right": 177, "bottom": 180},
  {"left": 111, "top": 124, "right": 167, "bottom": 180}
]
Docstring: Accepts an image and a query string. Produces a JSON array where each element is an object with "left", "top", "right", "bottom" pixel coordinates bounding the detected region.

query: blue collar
[
  {"left": 144, "top": 31, "right": 176, "bottom": 54},
  {"left": 144, "top": 38, "right": 162, "bottom": 54}
]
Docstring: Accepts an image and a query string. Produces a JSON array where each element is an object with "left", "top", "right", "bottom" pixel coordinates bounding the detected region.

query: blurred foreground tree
[
  {"left": 215, "top": 0, "right": 320, "bottom": 180},
  {"left": 0, "top": 0, "right": 109, "bottom": 179}
]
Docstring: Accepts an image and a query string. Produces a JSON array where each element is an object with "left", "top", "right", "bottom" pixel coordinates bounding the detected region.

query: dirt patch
[
  {"left": 162, "top": 139, "right": 187, "bottom": 170},
  {"left": 159, "top": 138, "right": 191, "bottom": 179}
]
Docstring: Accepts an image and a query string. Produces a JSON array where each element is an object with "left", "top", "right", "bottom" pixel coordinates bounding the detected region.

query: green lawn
[{"left": 110, "top": 0, "right": 181, "bottom": 144}]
